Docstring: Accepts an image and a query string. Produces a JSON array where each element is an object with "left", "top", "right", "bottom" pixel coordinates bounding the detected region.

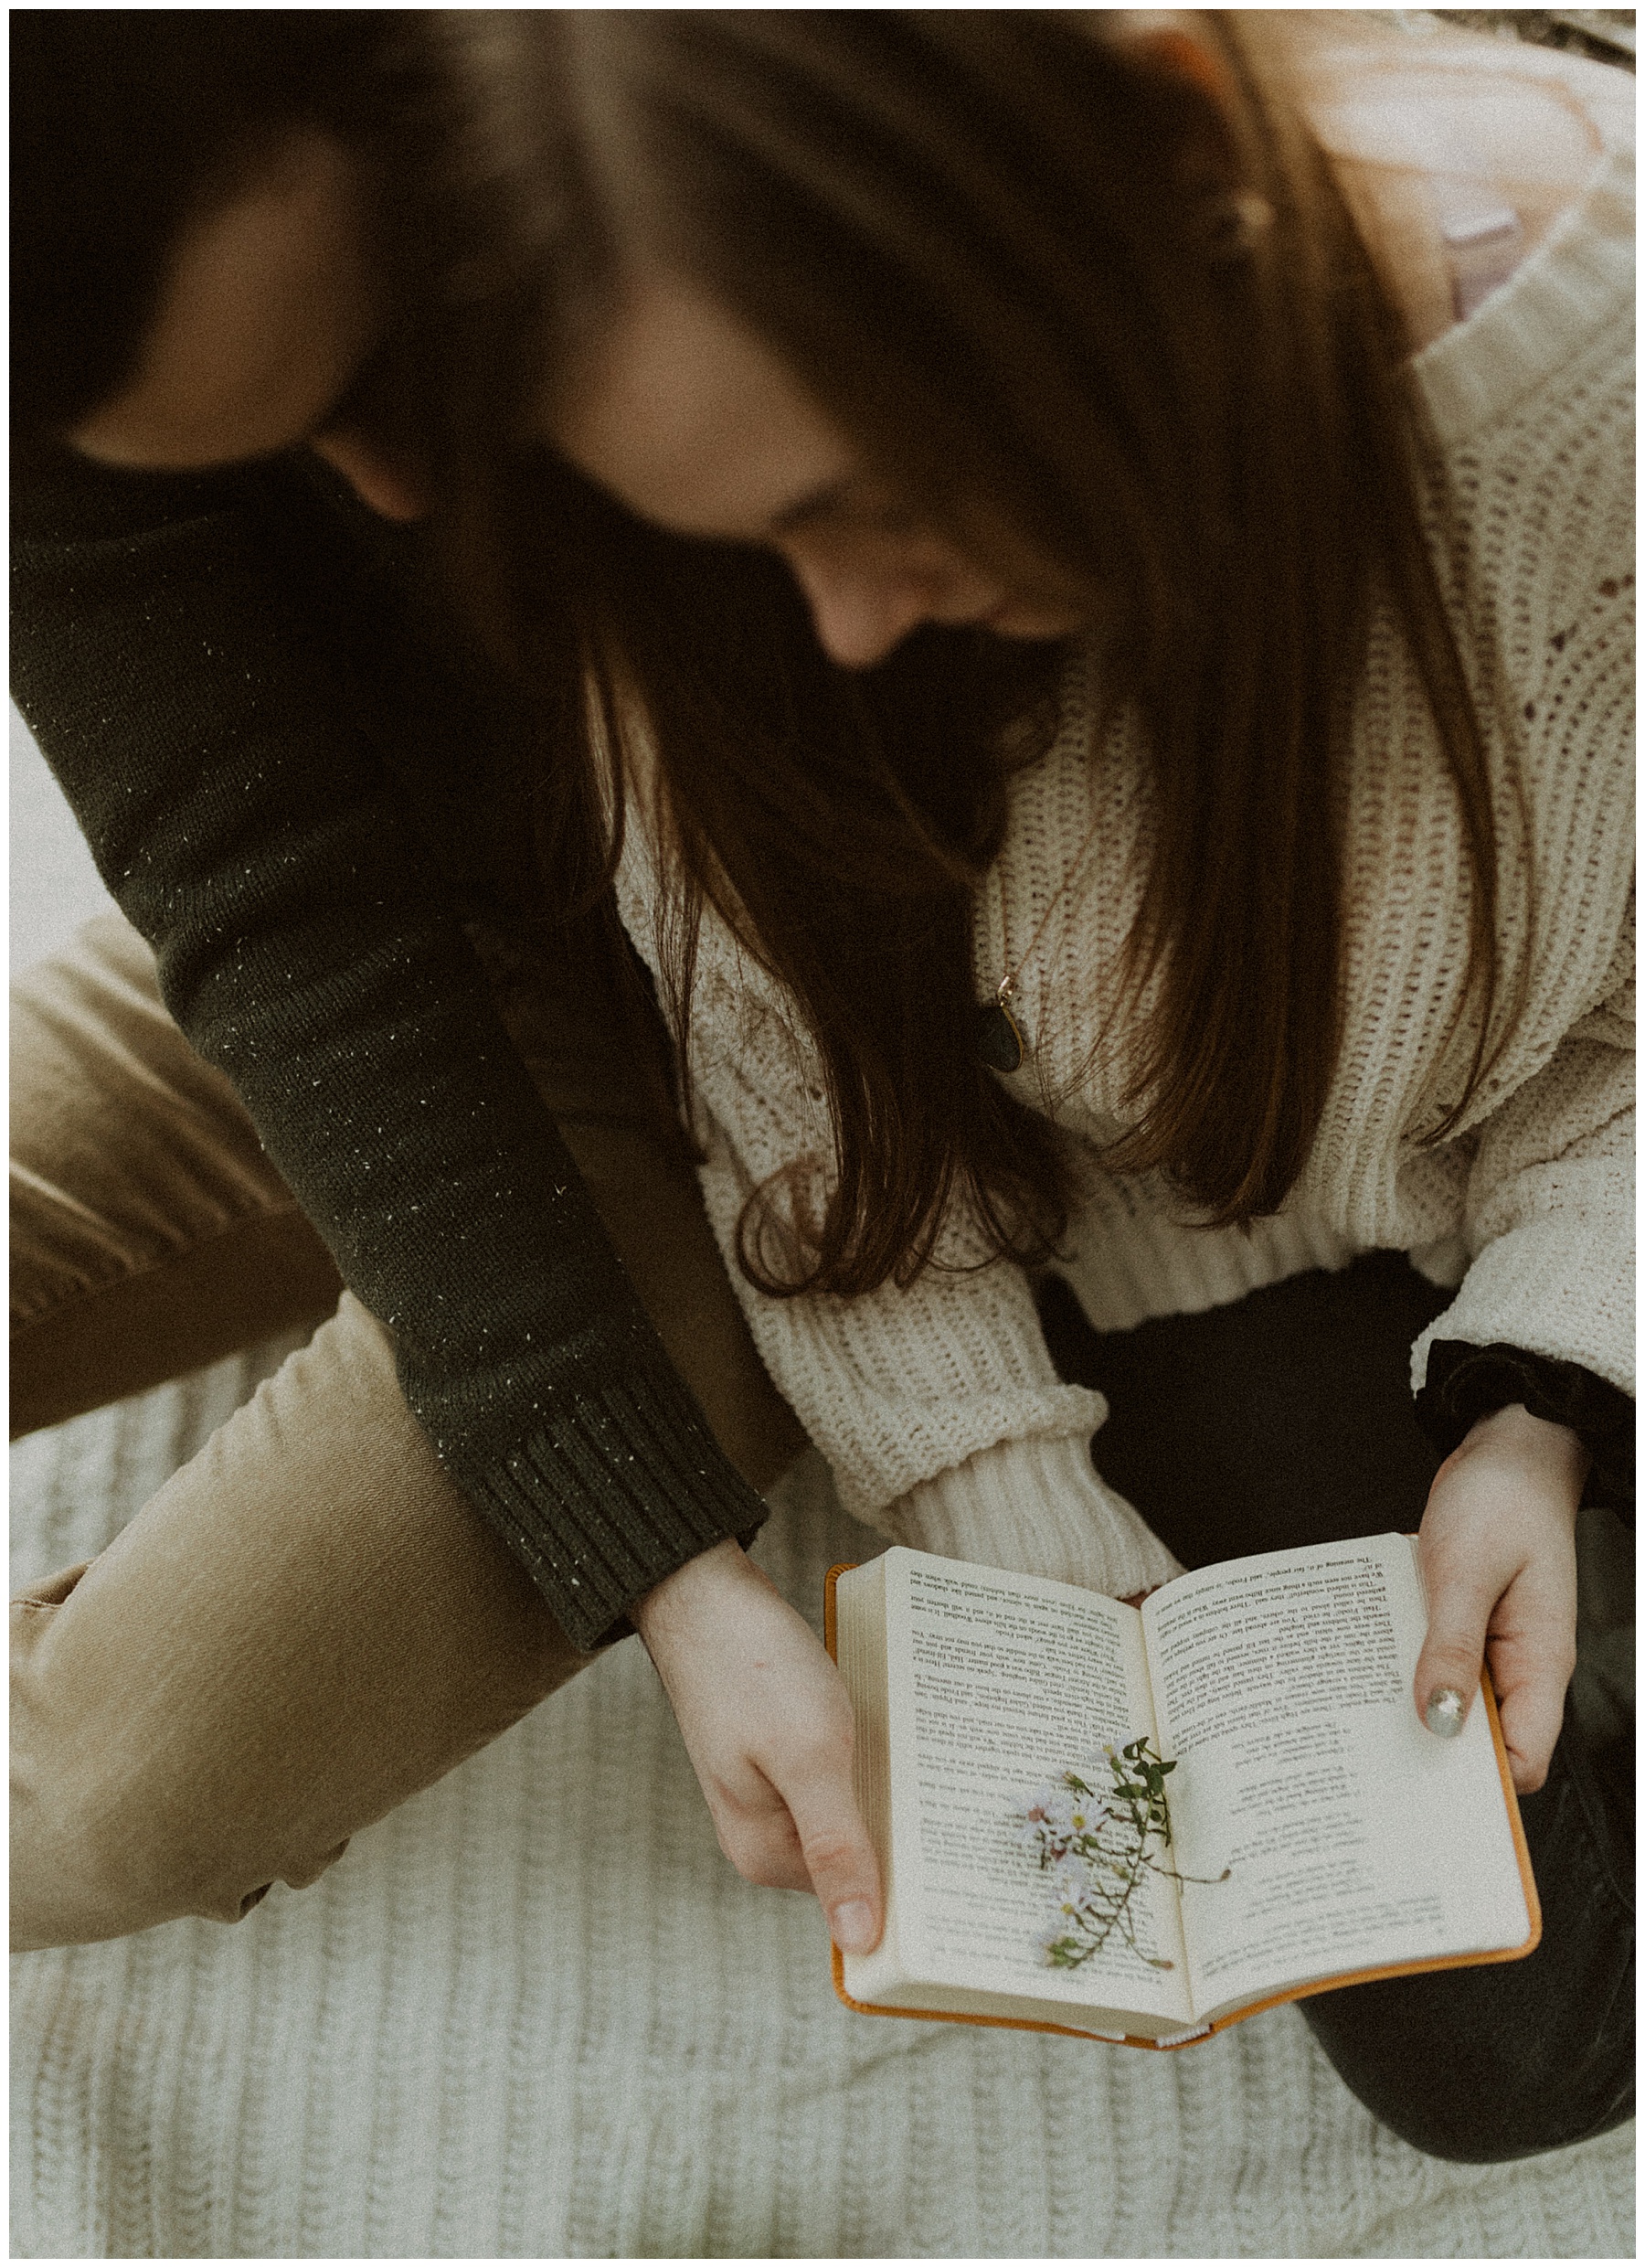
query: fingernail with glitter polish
[{"left": 1424, "top": 1686, "right": 1466, "bottom": 1738}]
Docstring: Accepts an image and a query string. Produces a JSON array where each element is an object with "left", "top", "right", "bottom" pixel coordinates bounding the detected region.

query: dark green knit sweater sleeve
[{"left": 11, "top": 449, "right": 767, "bottom": 1645}]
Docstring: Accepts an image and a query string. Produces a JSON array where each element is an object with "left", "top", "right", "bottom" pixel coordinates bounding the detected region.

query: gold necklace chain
[{"left": 978, "top": 800, "right": 1107, "bottom": 1074}]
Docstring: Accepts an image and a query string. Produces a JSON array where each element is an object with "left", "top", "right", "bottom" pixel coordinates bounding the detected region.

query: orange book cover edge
[{"left": 823, "top": 1557, "right": 1541, "bottom": 2051}]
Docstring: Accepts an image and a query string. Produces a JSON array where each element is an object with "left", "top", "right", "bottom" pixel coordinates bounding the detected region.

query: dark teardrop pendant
[{"left": 977, "top": 997, "right": 1028, "bottom": 1074}]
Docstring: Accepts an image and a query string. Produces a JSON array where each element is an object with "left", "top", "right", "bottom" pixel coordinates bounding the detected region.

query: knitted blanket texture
[{"left": 9, "top": 1347, "right": 1634, "bottom": 2259}]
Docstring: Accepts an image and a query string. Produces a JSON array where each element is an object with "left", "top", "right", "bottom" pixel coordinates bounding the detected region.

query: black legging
[{"left": 1038, "top": 1250, "right": 1634, "bottom": 2164}]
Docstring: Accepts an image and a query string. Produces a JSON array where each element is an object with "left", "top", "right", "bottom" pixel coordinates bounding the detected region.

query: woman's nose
[{"left": 787, "top": 558, "right": 938, "bottom": 670}]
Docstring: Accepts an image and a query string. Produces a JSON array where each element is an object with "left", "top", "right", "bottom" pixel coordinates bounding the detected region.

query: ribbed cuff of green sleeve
[{"left": 440, "top": 1369, "right": 771, "bottom": 1652}]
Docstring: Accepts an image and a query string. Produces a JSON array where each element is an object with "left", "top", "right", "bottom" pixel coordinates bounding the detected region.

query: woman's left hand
[{"left": 1413, "top": 1401, "right": 1590, "bottom": 1792}]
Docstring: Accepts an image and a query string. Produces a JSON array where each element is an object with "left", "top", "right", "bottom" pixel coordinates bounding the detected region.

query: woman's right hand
[
  {"left": 631, "top": 1538, "right": 884, "bottom": 1954},
  {"left": 1413, "top": 1402, "right": 1587, "bottom": 1793}
]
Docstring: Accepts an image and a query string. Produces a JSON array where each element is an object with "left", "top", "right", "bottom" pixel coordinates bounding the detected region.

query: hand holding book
[
  {"left": 631, "top": 1394, "right": 1580, "bottom": 1988},
  {"left": 827, "top": 1535, "right": 1539, "bottom": 2047},
  {"left": 1412, "top": 1401, "right": 1590, "bottom": 1793},
  {"left": 632, "top": 1537, "right": 884, "bottom": 1954}
]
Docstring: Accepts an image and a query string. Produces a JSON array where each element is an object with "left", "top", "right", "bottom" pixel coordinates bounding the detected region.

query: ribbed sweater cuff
[
  {"left": 886, "top": 1434, "right": 1183, "bottom": 1600},
  {"left": 1416, "top": 1339, "right": 1635, "bottom": 1521},
  {"left": 438, "top": 1367, "right": 770, "bottom": 1652}
]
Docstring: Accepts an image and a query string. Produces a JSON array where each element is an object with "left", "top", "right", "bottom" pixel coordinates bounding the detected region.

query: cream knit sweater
[{"left": 613, "top": 53, "right": 1634, "bottom": 1603}]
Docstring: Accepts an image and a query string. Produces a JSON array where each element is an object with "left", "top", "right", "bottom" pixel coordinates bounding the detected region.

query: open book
[{"left": 827, "top": 1538, "right": 1537, "bottom": 2048}]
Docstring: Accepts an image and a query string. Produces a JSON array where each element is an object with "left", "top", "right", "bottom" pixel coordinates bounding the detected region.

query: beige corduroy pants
[{"left": 10, "top": 913, "right": 805, "bottom": 1954}]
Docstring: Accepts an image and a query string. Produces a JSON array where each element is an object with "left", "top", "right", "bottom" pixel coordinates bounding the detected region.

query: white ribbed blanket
[{"left": 10, "top": 1348, "right": 1634, "bottom": 2259}]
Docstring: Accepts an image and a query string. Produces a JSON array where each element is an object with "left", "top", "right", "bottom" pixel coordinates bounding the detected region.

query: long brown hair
[{"left": 407, "top": 9, "right": 1523, "bottom": 1294}]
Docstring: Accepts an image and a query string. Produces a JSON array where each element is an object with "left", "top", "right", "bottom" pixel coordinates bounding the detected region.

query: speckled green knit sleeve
[{"left": 10, "top": 446, "right": 767, "bottom": 1645}]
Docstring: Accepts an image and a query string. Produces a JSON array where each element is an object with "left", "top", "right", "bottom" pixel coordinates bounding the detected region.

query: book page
[
  {"left": 870, "top": 1548, "right": 1193, "bottom": 2024},
  {"left": 1141, "top": 1536, "right": 1531, "bottom": 2019}
]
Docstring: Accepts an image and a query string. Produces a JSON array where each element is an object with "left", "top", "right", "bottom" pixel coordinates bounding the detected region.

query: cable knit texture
[
  {"left": 10, "top": 1358, "right": 1634, "bottom": 2258},
  {"left": 612, "top": 48, "right": 1633, "bottom": 1600},
  {"left": 891, "top": 1435, "right": 1185, "bottom": 1598}
]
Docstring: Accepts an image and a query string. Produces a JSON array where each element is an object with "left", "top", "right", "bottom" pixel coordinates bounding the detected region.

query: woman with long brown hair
[
  {"left": 11, "top": 7, "right": 1629, "bottom": 2163},
  {"left": 402, "top": 8, "right": 1632, "bottom": 2156}
]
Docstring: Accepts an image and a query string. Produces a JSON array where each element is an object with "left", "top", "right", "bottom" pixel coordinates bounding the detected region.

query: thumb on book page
[{"left": 784, "top": 1772, "right": 883, "bottom": 1955}]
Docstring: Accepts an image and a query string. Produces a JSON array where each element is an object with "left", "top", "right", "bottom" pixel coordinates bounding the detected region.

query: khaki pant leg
[
  {"left": 12, "top": 1290, "right": 590, "bottom": 1950},
  {"left": 11, "top": 912, "right": 345, "bottom": 1436},
  {"left": 12, "top": 912, "right": 804, "bottom": 1952}
]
